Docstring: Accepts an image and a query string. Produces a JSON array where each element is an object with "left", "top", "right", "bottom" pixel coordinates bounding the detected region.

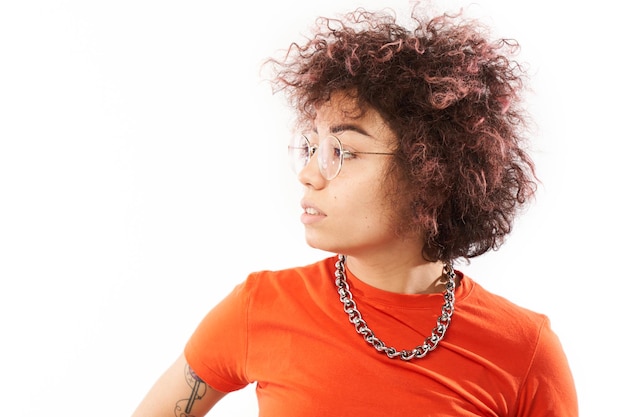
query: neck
[{"left": 344, "top": 251, "right": 447, "bottom": 294}]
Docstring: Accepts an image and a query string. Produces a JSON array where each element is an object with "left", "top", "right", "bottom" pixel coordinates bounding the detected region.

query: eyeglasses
[{"left": 288, "top": 134, "right": 394, "bottom": 180}]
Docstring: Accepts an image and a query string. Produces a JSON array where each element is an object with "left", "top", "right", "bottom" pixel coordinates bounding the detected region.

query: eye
[
  {"left": 289, "top": 135, "right": 312, "bottom": 162},
  {"left": 301, "top": 145, "right": 312, "bottom": 158},
  {"left": 287, "top": 144, "right": 306, "bottom": 158},
  {"left": 342, "top": 150, "right": 357, "bottom": 160}
]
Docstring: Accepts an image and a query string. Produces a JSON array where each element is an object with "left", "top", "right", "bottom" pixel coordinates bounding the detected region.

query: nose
[{"left": 297, "top": 151, "right": 327, "bottom": 189}]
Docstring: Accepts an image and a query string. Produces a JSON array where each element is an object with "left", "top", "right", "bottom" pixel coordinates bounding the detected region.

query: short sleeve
[
  {"left": 514, "top": 318, "right": 578, "bottom": 417},
  {"left": 184, "top": 278, "right": 254, "bottom": 393}
]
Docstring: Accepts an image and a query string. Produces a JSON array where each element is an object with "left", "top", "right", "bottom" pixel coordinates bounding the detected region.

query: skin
[
  {"left": 131, "top": 92, "right": 450, "bottom": 417},
  {"left": 299, "top": 91, "right": 447, "bottom": 295},
  {"left": 131, "top": 354, "right": 225, "bottom": 417}
]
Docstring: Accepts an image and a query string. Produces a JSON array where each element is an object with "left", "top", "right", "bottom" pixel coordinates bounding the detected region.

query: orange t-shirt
[{"left": 185, "top": 256, "right": 577, "bottom": 416}]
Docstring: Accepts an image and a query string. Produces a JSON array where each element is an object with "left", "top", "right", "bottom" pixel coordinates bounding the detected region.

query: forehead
[
  {"left": 311, "top": 91, "right": 396, "bottom": 144},
  {"left": 313, "top": 91, "right": 372, "bottom": 126}
]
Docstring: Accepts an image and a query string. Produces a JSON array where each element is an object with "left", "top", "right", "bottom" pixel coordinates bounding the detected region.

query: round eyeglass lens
[
  {"left": 319, "top": 136, "right": 342, "bottom": 180},
  {"left": 288, "top": 134, "right": 310, "bottom": 174}
]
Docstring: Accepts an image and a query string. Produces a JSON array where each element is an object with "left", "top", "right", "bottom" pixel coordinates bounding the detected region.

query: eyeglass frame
[{"left": 288, "top": 133, "right": 395, "bottom": 180}]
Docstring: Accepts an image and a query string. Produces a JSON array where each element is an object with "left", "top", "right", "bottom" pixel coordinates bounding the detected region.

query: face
[{"left": 296, "top": 92, "right": 415, "bottom": 258}]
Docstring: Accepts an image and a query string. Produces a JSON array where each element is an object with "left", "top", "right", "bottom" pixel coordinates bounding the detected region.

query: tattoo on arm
[{"left": 174, "top": 364, "right": 207, "bottom": 417}]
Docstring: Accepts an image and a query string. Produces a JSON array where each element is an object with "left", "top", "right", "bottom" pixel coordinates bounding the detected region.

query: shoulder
[
  {"left": 454, "top": 274, "right": 554, "bottom": 354},
  {"left": 458, "top": 274, "right": 548, "bottom": 327},
  {"left": 241, "top": 256, "right": 337, "bottom": 303},
  {"left": 246, "top": 256, "right": 336, "bottom": 286},
  {"left": 452, "top": 275, "right": 578, "bottom": 414}
]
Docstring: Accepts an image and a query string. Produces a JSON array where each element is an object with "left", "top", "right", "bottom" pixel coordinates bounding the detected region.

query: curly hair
[{"left": 267, "top": 7, "right": 538, "bottom": 263}]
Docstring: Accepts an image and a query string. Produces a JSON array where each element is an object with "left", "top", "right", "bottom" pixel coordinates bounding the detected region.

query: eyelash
[
  {"left": 342, "top": 150, "right": 357, "bottom": 160},
  {"left": 332, "top": 146, "right": 357, "bottom": 160}
]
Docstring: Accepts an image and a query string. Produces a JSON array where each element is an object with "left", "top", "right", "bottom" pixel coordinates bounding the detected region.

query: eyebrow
[{"left": 313, "top": 123, "right": 373, "bottom": 138}]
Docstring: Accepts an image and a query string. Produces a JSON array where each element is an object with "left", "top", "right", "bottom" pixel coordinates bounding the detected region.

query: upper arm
[
  {"left": 514, "top": 319, "right": 578, "bottom": 416},
  {"left": 131, "top": 353, "right": 227, "bottom": 417}
]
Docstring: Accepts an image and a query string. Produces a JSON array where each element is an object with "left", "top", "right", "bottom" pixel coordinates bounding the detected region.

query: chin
[{"left": 304, "top": 234, "right": 339, "bottom": 254}]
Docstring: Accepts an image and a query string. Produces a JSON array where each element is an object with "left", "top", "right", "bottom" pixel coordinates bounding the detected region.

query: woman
[{"left": 132, "top": 6, "right": 577, "bottom": 416}]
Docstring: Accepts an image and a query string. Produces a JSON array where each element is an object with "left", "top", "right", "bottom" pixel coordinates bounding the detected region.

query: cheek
[
  {"left": 348, "top": 183, "right": 396, "bottom": 222},
  {"left": 379, "top": 171, "right": 414, "bottom": 230},
  {"left": 331, "top": 164, "right": 400, "bottom": 223}
]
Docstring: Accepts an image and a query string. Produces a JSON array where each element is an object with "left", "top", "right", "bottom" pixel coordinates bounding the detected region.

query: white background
[{"left": 0, "top": 0, "right": 622, "bottom": 415}]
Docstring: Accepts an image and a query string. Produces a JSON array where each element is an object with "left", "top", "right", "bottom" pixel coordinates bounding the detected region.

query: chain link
[{"left": 334, "top": 254, "right": 456, "bottom": 361}]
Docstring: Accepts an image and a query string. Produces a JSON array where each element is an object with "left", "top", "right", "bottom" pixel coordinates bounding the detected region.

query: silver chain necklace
[{"left": 334, "top": 254, "right": 456, "bottom": 361}]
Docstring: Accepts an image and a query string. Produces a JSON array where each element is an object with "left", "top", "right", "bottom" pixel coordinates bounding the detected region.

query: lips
[{"left": 301, "top": 200, "right": 326, "bottom": 217}]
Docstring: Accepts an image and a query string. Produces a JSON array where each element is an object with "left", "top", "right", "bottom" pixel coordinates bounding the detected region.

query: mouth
[
  {"left": 304, "top": 207, "right": 322, "bottom": 215},
  {"left": 301, "top": 200, "right": 326, "bottom": 217},
  {"left": 300, "top": 201, "right": 326, "bottom": 225}
]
